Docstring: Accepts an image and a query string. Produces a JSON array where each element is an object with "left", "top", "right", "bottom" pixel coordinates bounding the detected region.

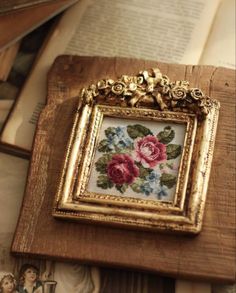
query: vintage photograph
[{"left": 0, "top": 260, "right": 99, "bottom": 293}]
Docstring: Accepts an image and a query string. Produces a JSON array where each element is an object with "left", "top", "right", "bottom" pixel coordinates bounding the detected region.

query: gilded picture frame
[{"left": 53, "top": 68, "right": 220, "bottom": 234}]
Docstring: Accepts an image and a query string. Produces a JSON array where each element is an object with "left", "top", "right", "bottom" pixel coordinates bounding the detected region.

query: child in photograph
[
  {"left": 18, "top": 264, "right": 42, "bottom": 293},
  {"left": 0, "top": 274, "right": 18, "bottom": 293}
]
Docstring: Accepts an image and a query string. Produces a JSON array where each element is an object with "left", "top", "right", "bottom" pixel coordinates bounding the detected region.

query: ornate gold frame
[{"left": 53, "top": 68, "right": 220, "bottom": 234}]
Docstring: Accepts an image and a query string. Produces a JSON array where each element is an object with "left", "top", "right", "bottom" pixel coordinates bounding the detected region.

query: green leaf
[
  {"left": 97, "top": 139, "right": 111, "bottom": 152},
  {"left": 97, "top": 175, "right": 114, "bottom": 189},
  {"left": 115, "top": 184, "right": 128, "bottom": 193},
  {"left": 166, "top": 162, "right": 174, "bottom": 169},
  {"left": 95, "top": 154, "right": 112, "bottom": 174},
  {"left": 136, "top": 163, "right": 152, "bottom": 179},
  {"left": 127, "top": 124, "right": 153, "bottom": 139},
  {"left": 114, "top": 145, "right": 124, "bottom": 153},
  {"left": 166, "top": 144, "right": 182, "bottom": 160},
  {"left": 157, "top": 126, "right": 175, "bottom": 144},
  {"left": 130, "top": 182, "right": 142, "bottom": 193},
  {"left": 159, "top": 163, "right": 165, "bottom": 170},
  {"left": 105, "top": 127, "right": 117, "bottom": 138},
  {"left": 160, "top": 173, "right": 177, "bottom": 188},
  {"left": 120, "top": 143, "right": 135, "bottom": 152}
]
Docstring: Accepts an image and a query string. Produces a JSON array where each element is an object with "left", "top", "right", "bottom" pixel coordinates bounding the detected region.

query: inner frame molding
[{"left": 53, "top": 68, "right": 220, "bottom": 234}]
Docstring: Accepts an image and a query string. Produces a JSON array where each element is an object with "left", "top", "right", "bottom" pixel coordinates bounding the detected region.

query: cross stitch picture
[{"left": 87, "top": 117, "right": 186, "bottom": 202}]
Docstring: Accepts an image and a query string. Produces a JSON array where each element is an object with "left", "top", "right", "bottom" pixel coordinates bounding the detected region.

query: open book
[{"left": 0, "top": 0, "right": 235, "bottom": 156}]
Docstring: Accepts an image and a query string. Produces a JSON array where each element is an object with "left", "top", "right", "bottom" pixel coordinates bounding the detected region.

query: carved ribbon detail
[{"left": 79, "top": 68, "right": 216, "bottom": 118}]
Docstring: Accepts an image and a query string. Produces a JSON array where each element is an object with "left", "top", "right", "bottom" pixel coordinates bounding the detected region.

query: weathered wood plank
[{"left": 12, "top": 56, "right": 236, "bottom": 282}]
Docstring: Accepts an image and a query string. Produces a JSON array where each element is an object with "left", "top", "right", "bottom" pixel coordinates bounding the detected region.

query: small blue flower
[
  {"left": 140, "top": 182, "right": 153, "bottom": 196},
  {"left": 156, "top": 185, "right": 169, "bottom": 199},
  {"left": 106, "top": 126, "right": 132, "bottom": 150},
  {"left": 116, "top": 126, "right": 124, "bottom": 137},
  {"left": 147, "top": 170, "right": 160, "bottom": 183},
  {"left": 139, "top": 171, "right": 162, "bottom": 197}
]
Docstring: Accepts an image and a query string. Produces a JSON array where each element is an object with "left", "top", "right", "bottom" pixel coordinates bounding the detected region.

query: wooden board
[{"left": 11, "top": 56, "right": 236, "bottom": 283}]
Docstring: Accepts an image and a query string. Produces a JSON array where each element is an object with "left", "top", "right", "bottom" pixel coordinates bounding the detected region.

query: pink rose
[
  {"left": 134, "top": 135, "right": 167, "bottom": 168},
  {"left": 107, "top": 154, "right": 139, "bottom": 185}
]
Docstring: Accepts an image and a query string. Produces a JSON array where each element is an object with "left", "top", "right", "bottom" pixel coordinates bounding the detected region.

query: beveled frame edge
[
  {"left": 53, "top": 101, "right": 220, "bottom": 234},
  {"left": 54, "top": 105, "right": 195, "bottom": 213},
  {"left": 186, "top": 102, "right": 220, "bottom": 229},
  {"left": 77, "top": 105, "right": 197, "bottom": 212}
]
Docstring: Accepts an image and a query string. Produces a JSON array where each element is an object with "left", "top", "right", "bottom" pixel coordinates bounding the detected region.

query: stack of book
[
  {"left": 0, "top": 1, "right": 235, "bottom": 293},
  {"left": 0, "top": 0, "right": 78, "bottom": 135}
]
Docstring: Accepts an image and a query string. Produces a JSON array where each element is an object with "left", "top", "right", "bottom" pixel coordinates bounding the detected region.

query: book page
[
  {"left": 1, "top": 0, "right": 220, "bottom": 152},
  {"left": 66, "top": 0, "right": 220, "bottom": 64},
  {"left": 200, "top": 0, "right": 236, "bottom": 69},
  {"left": 0, "top": 153, "right": 28, "bottom": 272},
  {"left": 0, "top": 100, "right": 13, "bottom": 130}
]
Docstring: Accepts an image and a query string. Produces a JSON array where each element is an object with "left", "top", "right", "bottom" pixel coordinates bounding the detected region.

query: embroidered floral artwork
[{"left": 88, "top": 118, "right": 185, "bottom": 202}]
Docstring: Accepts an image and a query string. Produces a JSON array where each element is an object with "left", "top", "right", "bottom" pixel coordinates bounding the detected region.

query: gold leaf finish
[
  {"left": 53, "top": 67, "right": 220, "bottom": 234},
  {"left": 80, "top": 68, "right": 218, "bottom": 118}
]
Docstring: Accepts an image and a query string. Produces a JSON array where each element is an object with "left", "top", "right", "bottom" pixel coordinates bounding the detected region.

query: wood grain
[
  {"left": 11, "top": 56, "right": 236, "bottom": 283},
  {"left": 0, "top": 0, "right": 55, "bottom": 14},
  {"left": 0, "top": 0, "right": 77, "bottom": 51}
]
